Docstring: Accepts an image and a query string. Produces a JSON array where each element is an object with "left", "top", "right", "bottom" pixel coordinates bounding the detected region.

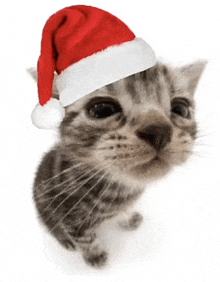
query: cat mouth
[
  {"left": 144, "top": 155, "right": 163, "bottom": 167},
  {"left": 133, "top": 155, "right": 165, "bottom": 170},
  {"left": 128, "top": 155, "right": 170, "bottom": 181},
  {"left": 153, "top": 156, "right": 160, "bottom": 161}
]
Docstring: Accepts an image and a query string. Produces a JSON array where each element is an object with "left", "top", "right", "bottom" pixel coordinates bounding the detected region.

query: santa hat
[{"left": 31, "top": 5, "right": 156, "bottom": 129}]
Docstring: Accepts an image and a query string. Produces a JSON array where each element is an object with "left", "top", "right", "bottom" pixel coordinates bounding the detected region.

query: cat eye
[
  {"left": 86, "top": 97, "right": 122, "bottom": 119},
  {"left": 171, "top": 98, "right": 190, "bottom": 118}
]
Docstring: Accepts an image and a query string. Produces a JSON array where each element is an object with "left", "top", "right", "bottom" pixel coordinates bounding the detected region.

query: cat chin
[
  {"left": 107, "top": 158, "right": 172, "bottom": 189},
  {"left": 130, "top": 158, "right": 171, "bottom": 181},
  {"left": 126, "top": 150, "right": 192, "bottom": 185}
]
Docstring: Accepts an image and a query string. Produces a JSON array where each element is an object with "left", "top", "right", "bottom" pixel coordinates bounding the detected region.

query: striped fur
[{"left": 33, "top": 61, "right": 206, "bottom": 267}]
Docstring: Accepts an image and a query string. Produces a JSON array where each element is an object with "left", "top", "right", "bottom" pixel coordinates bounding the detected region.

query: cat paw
[
  {"left": 83, "top": 249, "right": 108, "bottom": 268},
  {"left": 118, "top": 211, "right": 143, "bottom": 231}
]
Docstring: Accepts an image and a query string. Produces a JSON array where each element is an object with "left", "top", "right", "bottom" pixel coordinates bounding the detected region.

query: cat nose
[{"left": 136, "top": 123, "right": 173, "bottom": 151}]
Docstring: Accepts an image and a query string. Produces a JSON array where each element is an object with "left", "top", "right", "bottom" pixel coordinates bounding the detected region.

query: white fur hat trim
[{"left": 31, "top": 98, "right": 65, "bottom": 129}]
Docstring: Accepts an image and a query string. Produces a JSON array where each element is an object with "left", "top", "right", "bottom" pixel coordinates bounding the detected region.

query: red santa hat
[{"left": 31, "top": 5, "right": 156, "bottom": 129}]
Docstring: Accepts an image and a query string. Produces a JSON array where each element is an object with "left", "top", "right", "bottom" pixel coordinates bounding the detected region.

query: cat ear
[
  {"left": 27, "top": 67, "right": 37, "bottom": 82},
  {"left": 179, "top": 60, "right": 207, "bottom": 96},
  {"left": 27, "top": 67, "right": 59, "bottom": 99}
]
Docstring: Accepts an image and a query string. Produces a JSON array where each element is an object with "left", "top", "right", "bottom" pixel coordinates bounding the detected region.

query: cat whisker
[
  {"left": 35, "top": 160, "right": 97, "bottom": 198},
  {"left": 167, "top": 149, "right": 193, "bottom": 154},
  {"left": 171, "top": 138, "right": 210, "bottom": 152},
  {"left": 195, "top": 133, "right": 211, "bottom": 139},
  {"left": 166, "top": 149, "right": 206, "bottom": 159},
  {"left": 89, "top": 146, "right": 115, "bottom": 151},
  {"left": 89, "top": 179, "right": 133, "bottom": 228},
  {"left": 35, "top": 165, "right": 99, "bottom": 202},
  {"left": 88, "top": 183, "right": 120, "bottom": 228},
  {"left": 49, "top": 168, "right": 111, "bottom": 234},
  {"left": 75, "top": 177, "right": 114, "bottom": 233},
  {"left": 41, "top": 164, "right": 110, "bottom": 219},
  {"left": 195, "top": 127, "right": 214, "bottom": 140},
  {"left": 35, "top": 161, "right": 87, "bottom": 191}
]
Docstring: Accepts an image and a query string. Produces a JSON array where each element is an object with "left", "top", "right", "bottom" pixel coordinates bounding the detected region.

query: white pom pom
[{"left": 31, "top": 98, "right": 65, "bottom": 129}]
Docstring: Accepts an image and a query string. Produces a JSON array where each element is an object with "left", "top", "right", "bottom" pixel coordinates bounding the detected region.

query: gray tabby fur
[{"left": 30, "top": 61, "right": 206, "bottom": 268}]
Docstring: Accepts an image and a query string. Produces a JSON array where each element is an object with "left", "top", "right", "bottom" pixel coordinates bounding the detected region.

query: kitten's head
[{"left": 59, "top": 61, "right": 206, "bottom": 187}]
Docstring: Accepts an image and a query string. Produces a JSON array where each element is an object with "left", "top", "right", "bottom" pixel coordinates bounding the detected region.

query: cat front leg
[
  {"left": 71, "top": 230, "right": 108, "bottom": 268},
  {"left": 118, "top": 211, "right": 143, "bottom": 231}
]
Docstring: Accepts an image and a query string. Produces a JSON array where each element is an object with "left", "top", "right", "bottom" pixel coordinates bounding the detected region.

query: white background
[{"left": 1, "top": 0, "right": 220, "bottom": 281}]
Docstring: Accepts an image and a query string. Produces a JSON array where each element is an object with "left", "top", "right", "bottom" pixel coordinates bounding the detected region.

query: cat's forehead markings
[
  {"left": 124, "top": 74, "right": 141, "bottom": 104},
  {"left": 113, "top": 74, "right": 148, "bottom": 105},
  {"left": 105, "top": 83, "right": 117, "bottom": 96}
]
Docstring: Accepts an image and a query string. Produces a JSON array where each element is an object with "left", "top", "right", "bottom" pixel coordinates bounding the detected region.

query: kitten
[{"left": 31, "top": 61, "right": 206, "bottom": 268}]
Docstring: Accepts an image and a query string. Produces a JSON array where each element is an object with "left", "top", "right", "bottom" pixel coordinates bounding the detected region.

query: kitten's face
[{"left": 60, "top": 62, "right": 205, "bottom": 187}]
